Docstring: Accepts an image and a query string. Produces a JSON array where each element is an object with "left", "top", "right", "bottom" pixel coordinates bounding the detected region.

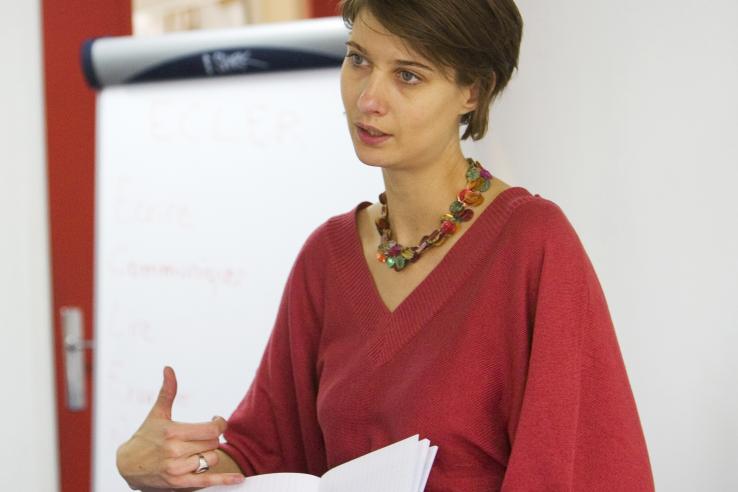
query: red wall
[{"left": 310, "top": 0, "right": 339, "bottom": 17}]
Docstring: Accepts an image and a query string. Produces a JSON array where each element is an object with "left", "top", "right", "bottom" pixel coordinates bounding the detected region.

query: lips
[
  {"left": 356, "top": 124, "right": 392, "bottom": 146},
  {"left": 356, "top": 123, "right": 390, "bottom": 137}
]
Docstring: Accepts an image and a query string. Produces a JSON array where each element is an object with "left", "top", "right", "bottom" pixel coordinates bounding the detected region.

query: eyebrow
[{"left": 345, "top": 41, "right": 435, "bottom": 72}]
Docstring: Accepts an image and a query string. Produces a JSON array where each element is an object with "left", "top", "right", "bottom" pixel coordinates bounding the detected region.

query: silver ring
[{"left": 195, "top": 454, "right": 209, "bottom": 474}]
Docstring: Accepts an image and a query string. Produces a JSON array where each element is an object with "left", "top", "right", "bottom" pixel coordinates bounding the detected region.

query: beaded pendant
[{"left": 375, "top": 158, "right": 494, "bottom": 272}]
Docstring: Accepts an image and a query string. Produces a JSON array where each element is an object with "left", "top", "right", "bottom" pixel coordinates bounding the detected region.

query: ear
[
  {"left": 459, "top": 81, "right": 480, "bottom": 115},
  {"left": 459, "top": 74, "right": 497, "bottom": 116}
]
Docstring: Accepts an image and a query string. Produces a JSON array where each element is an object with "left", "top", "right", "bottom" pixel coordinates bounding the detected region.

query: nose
[{"left": 356, "top": 73, "right": 388, "bottom": 116}]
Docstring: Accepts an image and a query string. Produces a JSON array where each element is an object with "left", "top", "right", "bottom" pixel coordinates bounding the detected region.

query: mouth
[
  {"left": 356, "top": 123, "right": 390, "bottom": 137},
  {"left": 355, "top": 123, "right": 392, "bottom": 145}
]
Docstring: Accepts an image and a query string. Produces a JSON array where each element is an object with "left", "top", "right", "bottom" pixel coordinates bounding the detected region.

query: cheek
[
  {"left": 403, "top": 98, "right": 461, "bottom": 142},
  {"left": 339, "top": 67, "right": 356, "bottom": 110},
  {"left": 339, "top": 71, "right": 348, "bottom": 105},
  {"left": 405, "top": 98, "right": 447, "bottom": 128}
]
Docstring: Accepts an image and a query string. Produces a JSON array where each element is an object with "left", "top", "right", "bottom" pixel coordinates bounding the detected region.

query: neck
[{"left": 381, "top": 150, "right": 469, "bottom": 246}]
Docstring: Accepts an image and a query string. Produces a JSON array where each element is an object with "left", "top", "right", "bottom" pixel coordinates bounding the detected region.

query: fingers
[
  {"left": 163, "top": 419, "right": 227, "bottom": 441},
  {"left": 185, "top": 472, "right": 246, "bottom": 488},
  {"left": 161, "top": 438, "right": 220, "bottom": 460},
  {"left": 211, "top": 415, "right": 228, "bottom": 434},
  {"left": 164, "top": 449, "right": 220, "bottom": 476},
  {"left": 166, "top": 472, "right": 245, "bottom": 489},
  {"left": 150, "top": 366, "right": 177, "bottom": 420},
  {"left": 162, "top": 451, "right": 245, "bottom": 488}
]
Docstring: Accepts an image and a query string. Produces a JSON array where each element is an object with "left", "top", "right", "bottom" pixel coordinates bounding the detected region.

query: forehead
[{"left": 348, "top": 9, "right": 426, "bottom": 62}]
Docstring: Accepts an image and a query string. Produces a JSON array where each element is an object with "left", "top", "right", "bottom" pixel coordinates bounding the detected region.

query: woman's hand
[{"left": 116, "top": 367, "right": 245, "bottom": 490}]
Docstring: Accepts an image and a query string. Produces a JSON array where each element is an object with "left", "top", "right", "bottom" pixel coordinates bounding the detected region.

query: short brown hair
[{"left": 339, "top": 0, "right": 523, "bottom": 141}]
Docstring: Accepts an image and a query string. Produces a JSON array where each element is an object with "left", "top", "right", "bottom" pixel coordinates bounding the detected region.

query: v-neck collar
[{"left": 329, "top": 186, "right": 534, "bottom": 367}]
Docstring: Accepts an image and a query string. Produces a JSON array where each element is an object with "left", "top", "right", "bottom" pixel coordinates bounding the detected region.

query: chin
[
  {"left": 356, "top": 153, "right": 386, "bottom": 168},
  {"left": 346, "top": 126, "right": 396, "bottom": 169},
  {"left": 353, "top": 149, "right": 393, "bottom": 169}
]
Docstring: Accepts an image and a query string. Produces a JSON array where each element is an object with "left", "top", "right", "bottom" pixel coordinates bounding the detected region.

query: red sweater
[{"left": 221, "top": 187, "right": 655, "bottom": 491}]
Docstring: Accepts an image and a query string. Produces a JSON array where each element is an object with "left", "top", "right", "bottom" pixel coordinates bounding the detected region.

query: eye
[
  {"left": 398, "top": 70, "right": 421, "bottom": 85},
  {"left": 345, "top": 52, "right": 366, "bottom": 67}
]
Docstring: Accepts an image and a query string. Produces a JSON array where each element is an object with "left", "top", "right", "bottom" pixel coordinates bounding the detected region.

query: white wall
[
  {"left": 469, "top": 0, "right": 738, "bottom": 489},
  {"left": 0, "top": 0, "right": 59, "bottom": 490}
]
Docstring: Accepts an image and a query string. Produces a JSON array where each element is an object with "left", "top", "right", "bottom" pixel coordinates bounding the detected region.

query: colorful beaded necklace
[{"left": 375, "top": 158, "right": 494, "bottom": 272}]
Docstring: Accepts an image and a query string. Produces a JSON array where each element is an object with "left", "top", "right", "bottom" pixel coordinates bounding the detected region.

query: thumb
[{"left": 150, "top": 366, "right": 177, "bottom": 420}]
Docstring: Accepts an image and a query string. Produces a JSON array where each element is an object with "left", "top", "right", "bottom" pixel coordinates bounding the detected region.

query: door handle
[{"left": 61, "top": 307, "right": 94, "bottom": 411}]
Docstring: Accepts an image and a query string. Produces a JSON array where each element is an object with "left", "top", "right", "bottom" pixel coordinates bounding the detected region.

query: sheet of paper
[
  {"left": 419, "top": 446, "right": 437, "bottom": 491},
  {"left": 205, "top": 472, "right": 320, "bottom": 492},
  {"left": 319, "top": 435, "right": 422, "bottom": 492},
  {"left": 410, "top": 439, "right": 430, "bottom": 492}
]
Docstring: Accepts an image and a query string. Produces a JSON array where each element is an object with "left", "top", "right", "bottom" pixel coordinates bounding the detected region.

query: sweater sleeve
[
  {"left": 219, "top": 226, "right": 327, "bottom": 477},
  {"left": 501, "top": 203, "right": 654, "bottom": 491}
]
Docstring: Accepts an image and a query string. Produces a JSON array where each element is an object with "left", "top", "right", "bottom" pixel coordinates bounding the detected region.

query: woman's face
[{"left": 340, "top": 9, "right": 477, "bottom": 171}]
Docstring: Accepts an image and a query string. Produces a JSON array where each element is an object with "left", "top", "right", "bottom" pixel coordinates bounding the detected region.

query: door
[{"left": 43, "top": 1, "right": 130, "bottom": 491}]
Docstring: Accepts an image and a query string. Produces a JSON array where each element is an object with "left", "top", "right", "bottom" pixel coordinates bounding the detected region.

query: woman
[{"left": 117, "top": 0, "right": 655, "bottom": 490}]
